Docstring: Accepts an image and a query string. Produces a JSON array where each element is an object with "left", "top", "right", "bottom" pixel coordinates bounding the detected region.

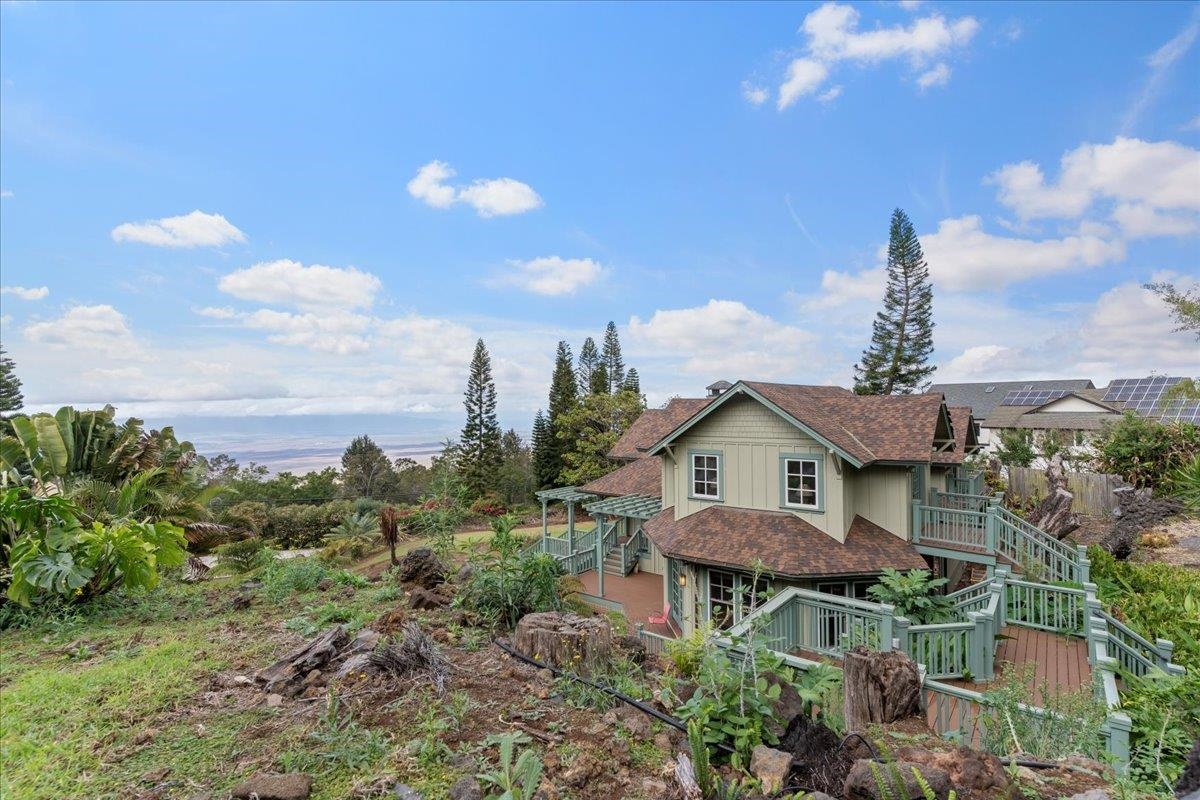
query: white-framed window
[
  {"left": 783, "top": 457, "right": 820, "bottom": 509},
  {"left": 691, "top": 452, "right": 721, "bottom": 500},
  {"left": 708, "top": 569, "right": 736, "bottom": 629}
]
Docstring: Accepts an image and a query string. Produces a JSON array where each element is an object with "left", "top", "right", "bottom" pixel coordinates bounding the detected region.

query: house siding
[
  {"left": 665, "top": 394, "right": 847, "bottom": 540},
  {"left": 845, "top": 465, "right": 912, "bottom": 540}
]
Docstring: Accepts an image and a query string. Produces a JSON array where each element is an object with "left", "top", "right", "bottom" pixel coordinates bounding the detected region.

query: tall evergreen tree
[
  {"left": 546, "top": 341, "right": 578, "bottom": 486},
  {"left": 459, "top": 338, "right": 503, "bottom": 497},
  {"left": 0, "top": 344, "right": 24, "bottom": 414},
  {"left": 577, "top": 337, "right": 600, "bottom": 396},
  {"left": 853, "top": 208, "right": 936, "bottom": 395},
  {"left": 530, "top": 409, "right": 556, "bottom": 489},
  {"left": 601, "top": 321, "right": 625, "bottom": 393},
  {"left": 622, "top": 368, "right": 641, "bottom": 396},
  {"left": 589, "top": 362, "right": 609, "bottom": 395}
]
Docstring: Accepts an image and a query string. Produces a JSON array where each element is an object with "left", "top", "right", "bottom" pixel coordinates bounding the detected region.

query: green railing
[
  {"left": 618, "top": 527, "right": 647, "bottom": 575},
  {"left": 932, "top": 489, "right": 992, "bottom": 514},
  {"left": 993, "top": 505, "right": 1084, "bottom": 584},
  {"left": 1089, "top": 608, "right": 1184, "bottom": 678},
  {"left": 1005, "top": 578, "right": 1087, "bottom": 634},
  {"left": 725, "top": 586, "right": 894, "bottom": 657},
  {"left": 948, "top": 578, "right": 994, "bottom": 615},
  {"left": 556, "top": 547, "right": 596, "bottom": 575},
  {"left": 914, "top": 503, "right": 989, "bottom": 550},
  {"left": 913, "top": 499, "right": 1089, "bottom": 585}
]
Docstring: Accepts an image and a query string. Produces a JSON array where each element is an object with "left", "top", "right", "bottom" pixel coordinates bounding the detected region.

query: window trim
[
  {"left": 779, "top": 453, "right": 824, "bottom": 512},
  {"left": 706, "top": 568, "right": 773, "bottom": 628},
  {"left": 687, "top": 448, "right": 724, "bottom": 502}
]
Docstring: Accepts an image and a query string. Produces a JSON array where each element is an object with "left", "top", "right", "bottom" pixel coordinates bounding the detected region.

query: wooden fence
[{"left": 1006, "top": 467, "right": 1126, "bottom": 516}]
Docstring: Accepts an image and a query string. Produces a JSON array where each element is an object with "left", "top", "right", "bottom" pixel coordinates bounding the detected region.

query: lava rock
[
  {"left": 750, "top": 745, "right": 793, "bottom": 795},
  {"left": 397, "top": 548, "right": 447, "bottom": 590},
  {"left": 845, "top": 759, "right": 952, "bottom": 800}
]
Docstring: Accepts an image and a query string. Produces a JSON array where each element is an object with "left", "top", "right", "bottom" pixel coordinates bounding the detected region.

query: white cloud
[
  {"left": 196, "top": 306, "right": 238, "bottom": 319},
  {"left": 244, "top": 309, "right": 372, "bottom": 355},
  {"left": 817, "top": 85, "right": 844, "bottom": 104},
  {"left": 0, "top": 189, "right": 12, "bottom": 199},
  {"left": 1, "top": 285, "right": 49, "bottom": 301},
  {"left": 1123, "top": 15, "right": 1200, "bottom": 134},
  {"left": 920, "top": 215, "right": 1125, "bottom": 291},
  {"left": 769, "top": 2, "right": 979, "bottom": 107},
  {"left": 1077, "top": 273, "right": 1200, "bottom": 375},
  {"left": 1184, "top": 115, "right": 1200, "bottom": 132},
  {"left": 111, "top": 210, "right": 246, "bottom": 248},
  {"left": 405, "top": 161, "right": 458, "bottom": 209},
  {"left": 218, "top": 260, "right": 382, "bottom": 310},
  {"left": 491, "top": 256, "right": 603, "bottom": 296},
  {"left": 778, "top": 59, "right": 829, "bottom": 109},
  {"left": 1112, "top": 202, "right": 1200, "bottom": 239},
  {"left": 406, "top": 160, "right": 543, "bottom": 217},
  {"left": 988, "top": 137, "right": 1200, "bottom": 221},
  {"left": 741, "top": 81, "right": 769, "bottom": 106},
  {"left": 24, "top": 304, "right": 137, "bottom": 352},
  {"left": 628, "top": 299, "right": 819, "bottom": 378},
  {"left": 800, "top": 268, "right": 885, "bottom": 309},
  {"left": 898, "top": 0, "right": 923, "bottom": 10},
  {"left": 916, "top": 62, "right": 951, "bottom": 91}
]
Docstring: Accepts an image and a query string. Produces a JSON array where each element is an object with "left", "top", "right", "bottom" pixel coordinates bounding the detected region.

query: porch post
[
  {"left": 893, "top": 615, "right": 910, "bottom": 654},
  {"left": 595, "top": 513, "right": 605, "bottom": 598},
  {"left": 1076, "top": 544, "right": 1090, "bottom": 584},
  {"left": 540, "top": 498, "right": 548, "bottom": 542},
  {"left": 910, "top": 499, "right": 922, "bottom": 542},
  {"left": 969, "top": 610, "right": 992, "bottom": 682},
  {"left": 567, "top": 500, "right": 575, "bottom": 554}
]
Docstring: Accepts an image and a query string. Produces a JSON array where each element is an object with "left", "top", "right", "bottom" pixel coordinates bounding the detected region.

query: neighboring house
[
  {"left": 931, "top": 376, "right": 1200, "bottom": 461},
  {"left": 928, "top": 379, "right": 1094, "bottom": 451},
  {"left": 536, "top": 380, "right": 985, "bottom": 636}
]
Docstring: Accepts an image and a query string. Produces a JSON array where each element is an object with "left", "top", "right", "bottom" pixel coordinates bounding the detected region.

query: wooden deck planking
[
  {"left": 577, "top": 569, "right": 671, "bottom": 635},
  {"left": 955, "top": 625, "right": 1092, "bottom": 696}
]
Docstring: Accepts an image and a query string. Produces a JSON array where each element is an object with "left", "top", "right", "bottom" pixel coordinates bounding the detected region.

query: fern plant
[{"left": 867, "top": 568, "right": 953, "bottom": 624}]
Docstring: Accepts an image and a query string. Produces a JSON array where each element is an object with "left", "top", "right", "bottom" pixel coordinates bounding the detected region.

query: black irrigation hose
[{"left": 492, "top": 637, "right": 737, "bottom": 755}]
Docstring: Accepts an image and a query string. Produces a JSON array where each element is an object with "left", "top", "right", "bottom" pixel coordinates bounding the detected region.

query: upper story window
[
  {"left": 783, "top": 456, "right": 820, "bottom": 510},
  {"left": 691, "top": 452, "right": 721, "bottom": 500}
]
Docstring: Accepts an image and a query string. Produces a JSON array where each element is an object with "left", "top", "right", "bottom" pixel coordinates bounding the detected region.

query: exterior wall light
[{"left": 678, "top": 573, "right": 687, "bottom": 587}]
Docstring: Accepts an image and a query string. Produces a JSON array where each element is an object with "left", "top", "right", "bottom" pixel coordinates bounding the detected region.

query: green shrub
[
  {"left": 3, "top": 489, "right": 187, "bottom": 607},
  {"left": 457, "top": 525, "right": 563, "bottom": 628},
  {"left": 214, "top": 537, "right": 273, "bottom": 573},
  {"left": 866, "top": 568, "right": 953, "bottom": 624},
  {"left": 979, "top": 663, "right": 1107, "bottom": 761},
  {"left": 1167, "top": 454, "right": 1200, "bottom": 512},
  {"left": 219, "top": 501, "right": 269, "bottom": 536},
  {"left": 1088, "top": 546, "right": 1200, "bottom": 671},
  {"left": 265, "top": 500, "right": 358, "bottom": 549},
  {"left": 1092, "top": 413, "right": 1200, "bottom": 491},
  {"left": 259, "top": 557, "right": 335, "bottom": 601},
  {"left": 1120, "top": 669, "right": 1200, "bottom": 795}
]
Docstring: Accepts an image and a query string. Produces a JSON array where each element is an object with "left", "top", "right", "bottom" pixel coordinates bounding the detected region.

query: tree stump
[
  {"left": 842, "top": 646, "right": 921, "bottom": 733},
  {"left": 1027, "top": 455, "right": 1080, "bottom": 541},
  {"left": 513, "top": 612, "right": 612, "bottom": 676}
]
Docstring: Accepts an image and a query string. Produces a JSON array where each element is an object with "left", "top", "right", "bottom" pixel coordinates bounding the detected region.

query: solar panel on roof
[
  {"left": 1103, "top": 377, "right": 1198, "bottom": 421},
  {"left": 1000, "top": 389, "right": 1069, "bottom": 406}
]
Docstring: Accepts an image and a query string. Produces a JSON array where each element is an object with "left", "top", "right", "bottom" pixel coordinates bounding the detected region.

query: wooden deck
[
  {"left": 577, "top": 569, "right": 673, "bottom": 635},
  {"left": 951, "top": 625, "right": 1092, "bottom": 695}
]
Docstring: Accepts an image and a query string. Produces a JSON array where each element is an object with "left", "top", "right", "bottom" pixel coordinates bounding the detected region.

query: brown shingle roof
[
  {"left": 933, "top": 406, "right": 977, "bottom": 465},
  {"left": 740, "top": 382, "right": 947, "bottom": 464},
  {"left": 609, "top": 397, "right": 712, "bottom": 460},
  {"left": 579, "top": 456, "right": 662, "bottom": 498},
  {"left": 644, "top": 506, "right": 927, "bottom": 578}
]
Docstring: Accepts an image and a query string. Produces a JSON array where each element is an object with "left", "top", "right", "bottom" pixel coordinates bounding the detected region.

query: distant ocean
[{"left": 150, "top": 414, "right": 462, "bottom": 474}]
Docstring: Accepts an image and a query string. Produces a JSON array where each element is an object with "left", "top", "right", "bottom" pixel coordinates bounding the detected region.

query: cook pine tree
[
  {"left": 0, "top": 344, "right": 23, "bottom": 415},
  {"left": 853, "top": 208, "right": 936, "bottom": 395},
  {"left": 545, "top": 340, "right": 578, "bottom": 487},
  {"left": 530, "top": 409, "right": 557, "bottom": 489},
  {"left": 459, "top": 338, "right": 503, "bottom": 498},
  {"left": 601, "top": 321, "right": 625, "bottom": 393},
  {"left": 577, "top": 337, "right": 600, "bottom": 396}
]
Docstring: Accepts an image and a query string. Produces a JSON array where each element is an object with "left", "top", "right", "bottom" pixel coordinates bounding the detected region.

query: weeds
[
  {"left": 279, "top": 693, "right": 389, "bottom": 775},
  {"left": 477, "top": 732, "right": 543, "bottom": 800},
  {"left": 979, "top": 663, "right": 1106, "bottom": 760}
]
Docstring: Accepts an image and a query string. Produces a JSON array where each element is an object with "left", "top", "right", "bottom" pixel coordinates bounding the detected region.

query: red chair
[{"left": 647, "top": 603, "right": 671, "bottom": 626}]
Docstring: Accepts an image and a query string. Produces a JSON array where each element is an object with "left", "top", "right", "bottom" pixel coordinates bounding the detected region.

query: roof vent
[
  {"left": 707, "top": 380, "right": 733, "bottom": 397},
  {"left": 984, "top": 386, "right": 995, "bottom": 393}
]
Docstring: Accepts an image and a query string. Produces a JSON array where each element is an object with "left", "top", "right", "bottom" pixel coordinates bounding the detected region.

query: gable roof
[
  {"left": 643, "top": 506, "right": 927, "bottom": 578},
  {"left": 980, "top": 386, "right": 1124, "bottom": 430},
  {"left": 579, "top": 456, "right": 662, "bottom": 498},
  {"left": 933, "top": 406, "right": 980, "bottom": 465},
  {"left": 1029, "top": 392, "right": 1121, "bottom": 413},
  {"left": 646, "top": 381, "right": 952, "bottom": 466},
  {"left": 608, "top": 397, "right": 712, "bottom": 460},
  {"left": 927, "top": 379, "right": 1095, "bottom": 419}
]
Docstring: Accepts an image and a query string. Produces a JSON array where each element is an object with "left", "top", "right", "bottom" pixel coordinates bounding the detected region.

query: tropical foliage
[
  {"left": 2, "top": 489, "right": 187, "bottom": 607},
  {"left": 867, "top": 568, "right": 954, "bottom": 624},
  {"left": 457, "top": 516, "right": 562, "bottom": 627},
  {"left": 1091, "top": 413, "right": 1200, "bottom": 491}
]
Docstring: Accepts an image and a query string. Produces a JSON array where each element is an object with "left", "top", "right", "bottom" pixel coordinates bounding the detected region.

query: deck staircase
[{"left": 602, "top": 541, "right": 626, "bottom": 576}]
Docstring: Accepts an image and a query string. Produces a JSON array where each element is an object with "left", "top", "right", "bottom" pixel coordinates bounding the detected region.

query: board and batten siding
[
  {"left": 845, "top": 465, "right": 912, "bottom": 540},
  {"left": 638, "top": 537, "right": 667, "bottom": 576},
  {"left": 664, "top": 394, "right": 848, "bottom": 541}
]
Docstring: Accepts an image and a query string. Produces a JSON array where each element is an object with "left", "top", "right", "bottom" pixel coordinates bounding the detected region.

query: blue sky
[{"left": 2, "top": 1, "right": 1198, "bottom": 447}]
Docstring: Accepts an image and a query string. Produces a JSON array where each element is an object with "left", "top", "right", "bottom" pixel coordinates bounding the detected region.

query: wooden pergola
[{"left": 534, "top": 486, "right": 596, "bottom": 553}]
